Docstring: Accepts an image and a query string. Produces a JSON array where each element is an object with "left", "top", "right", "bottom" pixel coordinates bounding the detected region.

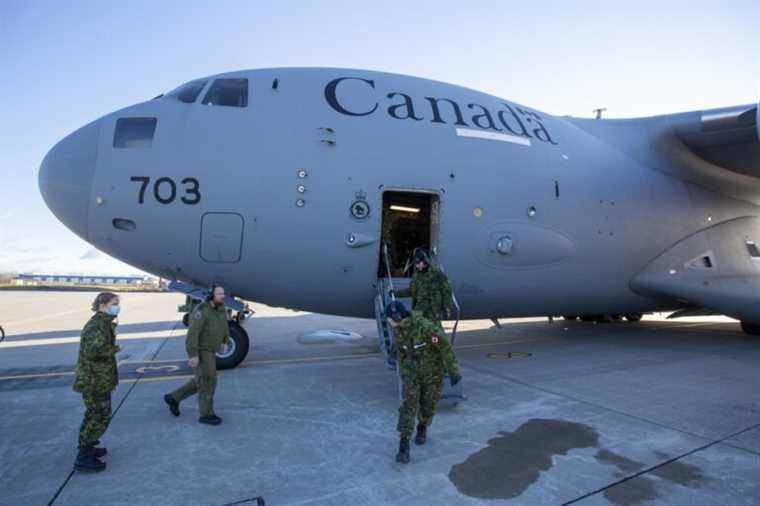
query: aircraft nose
[{"left": 39, "top": 120, "right": 100, "bottom": 241}]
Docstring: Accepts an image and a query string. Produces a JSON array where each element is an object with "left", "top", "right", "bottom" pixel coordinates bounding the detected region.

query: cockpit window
[
  {"left": 113, "top": 118, "right": 157, "bottom": 148},
  {"left": 166, "top": 79, "right": 207, "bottom": 104},
  {"left": 202, "top": 78, "right": 248, "bottom": 108}
]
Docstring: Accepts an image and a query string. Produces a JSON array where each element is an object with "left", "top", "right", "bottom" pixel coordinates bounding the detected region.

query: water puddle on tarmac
[{"left": 448, "top": 418, "right": 707, "bottom": 504}]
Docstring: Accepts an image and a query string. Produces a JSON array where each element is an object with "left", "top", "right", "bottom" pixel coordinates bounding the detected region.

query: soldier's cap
[{"left": 386, "top": 301, "right": 410, "bottom": 322}]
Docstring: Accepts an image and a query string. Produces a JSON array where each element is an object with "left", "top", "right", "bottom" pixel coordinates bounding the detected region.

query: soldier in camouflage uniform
[
  {"left": 395, "top": 249, "right": 453, "bottom": 326},
  {"left": 164, "top": 285, "right": 230, "bottom": 425},
  {"left": 386, "top": 301, "right": 461, "bottom": 464},
  {"left": 73, "top": 292, "right": 122, "bottom": 472}
]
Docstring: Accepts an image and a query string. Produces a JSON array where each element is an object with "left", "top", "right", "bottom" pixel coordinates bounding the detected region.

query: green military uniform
[
  {"left": 169, "top": 301, "right": 230, "bottom": 416},
  {"left": 395, "top": 311, "right": 460, "bottom": 439},
  {"left": 73, "top": 312, "right": 119, "bottom": 449},
  {"left": 398, "top": 266, "right": 453, "bottom": 324}
]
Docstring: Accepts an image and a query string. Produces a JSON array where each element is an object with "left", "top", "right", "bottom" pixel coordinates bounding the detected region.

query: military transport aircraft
[{"left": 38, "top": 67, "right": 760, "bottom": 368}]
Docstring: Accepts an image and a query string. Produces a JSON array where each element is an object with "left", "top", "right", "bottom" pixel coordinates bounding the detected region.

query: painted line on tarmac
[
  {"left": 112, "top": 335, "right": 552, "bottom": 385},
  {"left": 0, "top": 370, "right": 75, "bottom": 381},
  {"left": 122, "top": 374, "right": 195, "bottom": 384},
  {"left": 0, "top": 330, "right": 177, "bottom": 349},
  {"left": 126, "top": 336, "right": 557, "bottom": 369},
  {"left": 0, "top": 336, "right": 555, "bottom": 384},
  {"left": 563, "top": 422, "right": 760, "bottom": 505},
  {"left": 0, "top": 358, "right": 138, "bottom": 382}
]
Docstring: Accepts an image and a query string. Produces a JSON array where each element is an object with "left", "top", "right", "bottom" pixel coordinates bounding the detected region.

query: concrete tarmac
[{"left": 0, "top": 291, "right": 758, "bottom": 505}]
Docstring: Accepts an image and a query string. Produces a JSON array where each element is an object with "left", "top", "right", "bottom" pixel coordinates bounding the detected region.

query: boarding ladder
[{"left": 374, "top": 243, "right": 465, "bottom": 403}]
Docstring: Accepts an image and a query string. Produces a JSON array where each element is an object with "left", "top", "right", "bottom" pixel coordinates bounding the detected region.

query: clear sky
[{"left": 0, "top": 0, "right": 758, "bottom": 276}]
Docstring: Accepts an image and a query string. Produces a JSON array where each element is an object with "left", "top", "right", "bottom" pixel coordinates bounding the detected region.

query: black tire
[
  {"left": 182, "top": 313, "right": 190, "bottom": 327},
  {"left": 625, "top": 313, "right": 643, "bottom": 322},
  {"left": 216, "top": 322, "right": 250, "bottom": 370},
  {"left": 0, "top": 325, "right": 4, "bottom": 342},
  {"left": 741, "top": 321, "right": 760, "bottom": 336},
  {"left": 563, "top": 315, "right": 578, "bottom": 321}
]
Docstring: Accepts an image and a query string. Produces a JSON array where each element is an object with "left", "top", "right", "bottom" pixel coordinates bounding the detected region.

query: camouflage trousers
[
  {"left": 170, "top": 351, "right": 217, "bottom": 417},
  {"left": 397, "top": 374, "right": 444, "bottom": 439},
  {"left": 78, "top": 392, "right": 112, "bottom": 448}
]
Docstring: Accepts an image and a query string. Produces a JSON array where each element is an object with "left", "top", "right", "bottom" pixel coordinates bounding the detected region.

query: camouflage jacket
[
  {"left": 73, "top": 312, "right": 119, "bottom": 395},
  {"left": 398, "top": 267, "right": 453, "bottom": 322},
  {"left": 186, "top": 301, "right": 230, "bottom": 357},
  {"left": 395, "top": 311, "right": 460, "bottom": 381}
]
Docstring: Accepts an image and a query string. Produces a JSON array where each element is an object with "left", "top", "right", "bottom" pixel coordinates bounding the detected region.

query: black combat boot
[
  {"left": 395, "top": 438, "right": 410, "bottom": 464},
  {"left": 414, "top": 424, "right": 427, "bottom": 445},
  {"left": 164, "top": 394, "right": 180, "bottom": 416},
  {"left": 199, "top": 414, "right": 222, "bottom": 425},
  {"left": 92, "top": 440, "right": 108, "bottom": 457},
  {"left": 74, "top": 447, "right": 106, "bottom": 473}
]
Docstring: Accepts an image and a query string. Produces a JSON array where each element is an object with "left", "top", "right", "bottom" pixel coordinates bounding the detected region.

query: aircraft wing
[
  {"left": 567, "top": 102, "right": 760, "bottom": 204},
  {"left": 672, "top": 103, "right": 759, "bottom": 175},
  {"left": 654, "top": 102, "right": 760, "bottom": 204}
]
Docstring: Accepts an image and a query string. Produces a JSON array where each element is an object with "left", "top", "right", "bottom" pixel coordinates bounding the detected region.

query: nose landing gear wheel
[{"left": 216, "top": 322, "right": 251, "bottom": 369}]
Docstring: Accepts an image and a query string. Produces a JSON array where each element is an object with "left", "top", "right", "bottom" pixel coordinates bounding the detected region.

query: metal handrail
[
  {"left": 382, "top": 243, "right": 395, "bottom": 299},
  {"left": 438, "top": 263, "right": 461, "bottom": 345},
  {"left": 450, "top": 291, "right": 461, "bottom": 345},
  {"left": 376, "top": 244, "right": 398, "bottom": 369}
]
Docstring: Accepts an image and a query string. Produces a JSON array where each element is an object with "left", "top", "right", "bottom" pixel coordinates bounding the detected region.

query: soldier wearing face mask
[{"left": 72, "top": 292, "right": 122, "bottom": 472}]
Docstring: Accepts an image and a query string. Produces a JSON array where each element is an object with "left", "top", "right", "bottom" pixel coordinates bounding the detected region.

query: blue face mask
[{"left": 105, "top": 305, "right": 120, "bottom": 316}]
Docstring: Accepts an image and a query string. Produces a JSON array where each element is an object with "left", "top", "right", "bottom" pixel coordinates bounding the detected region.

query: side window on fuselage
[{"left": 113, "top": 118, "right": 157, "bottom": 148}]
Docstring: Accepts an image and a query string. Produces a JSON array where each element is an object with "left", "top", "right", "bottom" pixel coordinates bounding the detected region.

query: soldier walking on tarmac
[
  {"left": 164, "top": 285, "right": 230, "bottom": 425},
  {"left": 386, "top": 301, "right": 461, "bottom": 464}
]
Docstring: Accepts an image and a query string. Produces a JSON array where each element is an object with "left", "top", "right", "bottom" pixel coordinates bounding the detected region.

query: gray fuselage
[{"left": 39, "top": 68, "right": 759, "bottom": 318}]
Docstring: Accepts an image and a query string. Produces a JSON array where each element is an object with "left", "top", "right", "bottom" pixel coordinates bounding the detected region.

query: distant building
[{"left": 13, "top": 274, "right": 159, "bottom": 287}]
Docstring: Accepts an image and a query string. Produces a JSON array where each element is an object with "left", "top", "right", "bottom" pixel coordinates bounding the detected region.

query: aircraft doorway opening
[{"left": 378, "top": 190, "right": 439, "bottom": 278}]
